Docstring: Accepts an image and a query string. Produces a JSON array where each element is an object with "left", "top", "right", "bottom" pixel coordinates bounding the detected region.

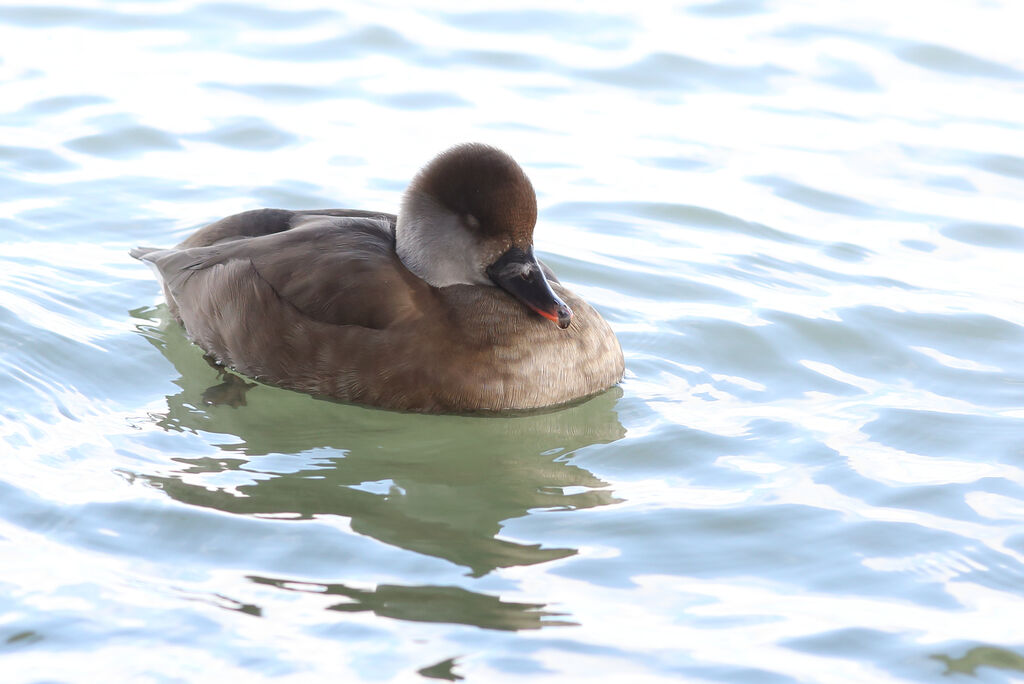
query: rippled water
[{"left": 2, "top": 1, "right": 1024, "bottom": 681}]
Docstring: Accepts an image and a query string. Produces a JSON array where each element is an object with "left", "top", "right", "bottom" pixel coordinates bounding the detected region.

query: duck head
[{"left": 396, "top": 143, "right": 573, "bottom": 329}]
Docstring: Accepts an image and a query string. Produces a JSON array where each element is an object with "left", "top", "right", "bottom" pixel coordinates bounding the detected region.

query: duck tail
[{"left": 130, "top": 246, "right": 162, "bottom": 261}]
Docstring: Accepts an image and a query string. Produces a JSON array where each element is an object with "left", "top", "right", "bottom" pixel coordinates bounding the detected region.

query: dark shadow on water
[
  {"left": 130, "top": 306, "right": 626, "bottom": 580},
  {"left": 931, "top": 645, "right": 1024, "bottom": 677},
  {"left": 418, "top": 656, "right": 464, "bottom": 681},
  {"left": 248, "top": 576, "right": 574, "bottom": 631}
]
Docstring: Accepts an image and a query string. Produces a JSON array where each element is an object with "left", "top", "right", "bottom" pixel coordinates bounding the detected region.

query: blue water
[{"left": 2, "top": 1, "right": 1024, "bottom": 681}]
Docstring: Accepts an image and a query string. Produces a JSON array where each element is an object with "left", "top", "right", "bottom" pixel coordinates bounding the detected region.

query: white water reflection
[{"left": 2, "top": 0, "right": 1024, "bottom": 681}]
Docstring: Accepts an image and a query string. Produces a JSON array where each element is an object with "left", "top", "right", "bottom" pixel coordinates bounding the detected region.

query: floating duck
[{"left": 132, "top": 143, "right": 623, "bottom": 412}]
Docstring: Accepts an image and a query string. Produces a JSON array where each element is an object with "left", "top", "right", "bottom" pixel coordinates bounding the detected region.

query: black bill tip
[{"left": 487, "top": 246, "right": 572, "bottom": 329}]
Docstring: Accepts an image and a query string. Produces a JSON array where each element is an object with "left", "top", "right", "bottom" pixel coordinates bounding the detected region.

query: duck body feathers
[{"left": 135, "top": 208, "right": 624, "bottom": 413}]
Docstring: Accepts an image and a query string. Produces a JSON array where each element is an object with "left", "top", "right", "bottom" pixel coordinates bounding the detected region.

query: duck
[{"left": 131, "top": 143, "right": 624, "bottom": 413}]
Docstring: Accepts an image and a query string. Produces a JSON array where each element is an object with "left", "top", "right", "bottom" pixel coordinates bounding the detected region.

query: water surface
[{"left": 2, "top": 1, "right": 1024, "bottom": 681}]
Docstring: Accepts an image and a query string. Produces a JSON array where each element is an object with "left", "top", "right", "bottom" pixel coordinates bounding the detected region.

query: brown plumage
[
  {"left": 131, "top": 144, "right": 624, "bottom": 413},
  {"left": 411, "top": 142, "right": 537, "bottom": 248}
]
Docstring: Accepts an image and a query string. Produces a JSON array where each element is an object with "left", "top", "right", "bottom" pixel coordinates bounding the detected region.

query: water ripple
[
  {"left": 65, "top": 126, "right": 182, "bottom": 159},
  {"left": 0, "top": 145, "right": 76, "bottom": 172},
  {"left": 2, "top": 1, "right": 1024, "bottom": 681},
  {"left": 577, "top": 53, "right": 788, "bottom": 93},
  {"left": 894, "top": 43, "right": 1024, "bottom": 80}
]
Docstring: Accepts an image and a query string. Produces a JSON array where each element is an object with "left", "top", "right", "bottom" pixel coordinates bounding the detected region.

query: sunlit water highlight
[{"left": 2, "top": 1, "right": 1024, "bottom": 681}]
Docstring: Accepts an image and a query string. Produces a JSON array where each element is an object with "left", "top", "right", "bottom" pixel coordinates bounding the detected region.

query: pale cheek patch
[{"left": 396, "top": 197, "right": 493, "bottom": 287}]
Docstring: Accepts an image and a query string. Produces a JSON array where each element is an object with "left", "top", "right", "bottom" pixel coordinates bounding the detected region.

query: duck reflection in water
[{"left": 131, "top": 306, "right": 625, "bottom": 629}]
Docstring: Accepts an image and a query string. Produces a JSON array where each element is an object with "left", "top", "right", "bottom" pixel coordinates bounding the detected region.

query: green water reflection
[
  {"left": 931, "top": 646, "right": 1024, "bottom": 677},
  {"left": 133, "top": 306, "right": 625, "bottom": 584},
  {"left": 250, "top": 576, "right": 574, "bottom": 630}
]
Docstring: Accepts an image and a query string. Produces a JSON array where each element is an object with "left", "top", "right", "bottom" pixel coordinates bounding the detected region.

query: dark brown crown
[{"left": 411, "top": 143, "right": 538, "bottom": 247}]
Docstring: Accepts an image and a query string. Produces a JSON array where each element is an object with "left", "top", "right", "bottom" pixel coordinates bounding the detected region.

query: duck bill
[{"left": 487, "top": 247, "right": 573, "bottom": 329}]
